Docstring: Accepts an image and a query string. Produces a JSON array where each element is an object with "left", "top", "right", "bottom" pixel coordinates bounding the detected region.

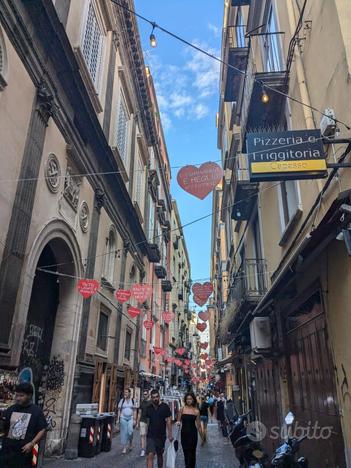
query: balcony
[
  {"left": 239, "top": 35, "right": 288, "bottom": 150},
  {"left": 231, "top": 153, "right": 258, "bottom": 221},
  {"left": 155, "top": 265, "right": 167, "bottom": 279},
  {"left": 146, "top": 243, "right": 161, "bottom": 263},
  {"left": 222, "top": 27, "right": 249, "bottom": 104},
  {"left": 231, "top": 0, "right": 250, "bottom": 5},
  {"left": 178, "top": 288, "right": 184, "bottom": 301},
  {"left": 161, "top": 280, "right": 172, "bottom": 292},
  {"left": 230, "top": 259, "right": 268, "bottom": 305}
]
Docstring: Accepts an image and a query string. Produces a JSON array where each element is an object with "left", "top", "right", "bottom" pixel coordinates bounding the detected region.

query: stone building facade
[{"left": 213, "top": 0, "right": 351, "bottom": 466}]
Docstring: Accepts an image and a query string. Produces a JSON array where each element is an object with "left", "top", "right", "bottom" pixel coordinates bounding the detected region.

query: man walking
[
  {"left": 137, "top": 389, "right": 150, "bottom": 457},
  {"left": 0, "top": 382, "right": 47, "bottom": 467},
  {"left": 216, "top": 392, "right": 228, "bottom": 437},
  {"left": 145, "top": 389, "right": 173, "bottom": 468}
]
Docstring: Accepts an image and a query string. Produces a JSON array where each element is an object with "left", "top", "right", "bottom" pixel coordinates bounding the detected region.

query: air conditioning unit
[
  {"left": 250, "top": 317, "right": 272, "bottom": 353},
  {"left": 320, "top": 108, "right": 336, "bottom": 137}
]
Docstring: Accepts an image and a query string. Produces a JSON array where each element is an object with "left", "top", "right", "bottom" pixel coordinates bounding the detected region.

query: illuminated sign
[{"left": 247, "top": 129, "right": 327, "bottom": 182}]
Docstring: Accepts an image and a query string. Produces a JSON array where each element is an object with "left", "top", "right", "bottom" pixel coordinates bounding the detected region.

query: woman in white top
[{"left": 117, "top": 388, "right": 137, "bottom": 454}]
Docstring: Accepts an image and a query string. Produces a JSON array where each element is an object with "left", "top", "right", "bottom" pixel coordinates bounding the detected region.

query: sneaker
[
  {"left": 122, "top": 448, "right": 127, "bottom": 454},
  {"left": 140, "top": 449, "right": 145, "bottom": 457}
]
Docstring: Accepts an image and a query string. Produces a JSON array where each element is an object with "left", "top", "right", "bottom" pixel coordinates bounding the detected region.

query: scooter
[
  {"left": 228, "top": 410, "right": 269, "bottom": 467},
  {"left": 271, "top": 412, "right": 309, "bottom": 467}
]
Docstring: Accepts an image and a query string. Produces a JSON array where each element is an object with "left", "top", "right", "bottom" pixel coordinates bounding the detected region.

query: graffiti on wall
[
  {"left": 41, "top": 356, "right": 65, "bottom": 429},
  {"left": 340, "top": 364, "right": 351, "bottom": 408}
]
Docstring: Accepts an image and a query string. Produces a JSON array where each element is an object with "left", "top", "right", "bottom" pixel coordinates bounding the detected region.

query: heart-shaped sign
[
  {"left": 127, "top": 306, "right": 141, "bottom": 319},
  {"left": 153, "top": 347, "right": 164, "bottom": 355},
  {"left": 193, "top": 295, "right": 208, "bottom": 307},
  {"left": 192, "top": 282, "right": 213, "bottom": 301},
  {"left": 198, "top": 311, "right": 209, "bottom": 322},
  {"left": 175, "top": 347, "right": 186, "bottom": 356},
  {"left": 166, "top": 356, "right": 175, "bottom": 363},
  {"left": 177, "top": 162, "right": 223, "bottom": 200},
  {"left": 197, "top": 322, "right": 207, "bottom": 332},
  {"left": 143, "top": 319, "right": 154, "bottom": 330},
  {"left": 199, "top": 342, "right": 208, "bottom": 349},
  {"left": 184, "top": 359, "right": 191, "bottom": 366},
  {"left": 115, "top": 289, "right": 131, "bottom": 303},
  {"left": 162, "top": 311, "right": 175, "bottom": 324},
  {"left": 184, "top": 369, "right": 190, "bottom": 374},
  {"left": 131, "top": 284, "right": 152, "bottom": 303},
  {"left": 200, "top": 353, "right": 209, "bottom": 360},
  {"left": 77, "top": 279, "right": 99, "bottom": 298},
  {"left": 175, "top": 359, "right": 183, "bottom": 366}
]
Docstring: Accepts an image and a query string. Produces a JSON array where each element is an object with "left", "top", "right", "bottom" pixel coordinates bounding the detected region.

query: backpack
[{"left": 119, "top": 398, "right": 135, "bottom": 410}]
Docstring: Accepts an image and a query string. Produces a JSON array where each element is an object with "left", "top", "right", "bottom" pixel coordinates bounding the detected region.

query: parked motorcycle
[
  {"left": 271, "top": 412, "right": 309, "bottom": 467},
  {"left": 228, "top": 410, "right": 269, "bottom": 468}
]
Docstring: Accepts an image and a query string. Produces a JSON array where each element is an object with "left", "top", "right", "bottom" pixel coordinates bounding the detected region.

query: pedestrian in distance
[
  {"left": 116, "top": 388, "right": 137, "bottom": 454},
  {"left": 216, "top": 392, "right": 228, "bottom": 437},
  {"left": 0, "top": 382, "right": 47, "bottom": 468},
  {"left": 137, "top": 389, "right": 150, "bottom": 457},
  {"left": 145, "top": 389, "right": 173, "bottom": 468},
  {"left": 176, "top": 392, "right": 203, "bottom": 468},
  {"left": 206, "top": 393, "right": 215, "bottom": 423},
  {"left": 199, "top": 395, "right": 210, "bottom": 445}
]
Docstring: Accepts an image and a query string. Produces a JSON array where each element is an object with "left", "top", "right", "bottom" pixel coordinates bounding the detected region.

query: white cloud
[
  {"left": 192, "top": 103, "right": 209, "bottom": 120},
  {"left": 208, "top": 22, "right": 221, "bottom": 38}
]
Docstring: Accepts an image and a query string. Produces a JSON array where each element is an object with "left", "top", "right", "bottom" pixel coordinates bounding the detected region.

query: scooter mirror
[{"left": 285, "top": 411, "right": 295, "bottom": 426}]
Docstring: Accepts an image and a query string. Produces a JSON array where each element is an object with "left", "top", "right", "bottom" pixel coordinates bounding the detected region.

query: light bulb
[
  {"left": 261, "top": 90, "right": 270, "bottom": 104},
  {"left": 150, "top": 33, "right": 157, "bottom": 48}
]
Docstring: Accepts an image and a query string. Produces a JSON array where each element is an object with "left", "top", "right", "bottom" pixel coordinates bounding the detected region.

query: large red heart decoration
[
  {"left": 177, "top": 162, "right": 223, "bottom": 200},
  {"left": 78, "top": 279, "right": 99, "bottom": 298},
  {"left": 192, "top": 282, "right": 213, "bottom": 301},
  {"left": 153, "top": 347, "right": 165, "bottom": 355},
  {"left": 162, "top": 311, "right": 175, "bottom": 324},
  {"left": 197, "top": 322, "right": 207, "bottom": 332},
  {"left": 198, "top": 311, "right": 209, "bottom": 322},
  {"left": 131, "top": 284, "right": 152, "bottom": 303},
  {"left": 127, "top": 306, "right": 141, "bottom": 319},
  {"left": 143, "top": 320, "right": 154, "bottom": 330},
  {"left": 193, "top": 295, "right": 208, "bottom": 307},
  {"left": 115, "top": 289, "right": 131, "bottom": 303},
  {"left": 175, "top": 347, "right": 186, "bottom": 356}
]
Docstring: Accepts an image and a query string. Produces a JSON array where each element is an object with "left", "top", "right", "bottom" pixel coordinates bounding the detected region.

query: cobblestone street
[{"left": 44, "top": 423, "right": 239, "bottom": 468}]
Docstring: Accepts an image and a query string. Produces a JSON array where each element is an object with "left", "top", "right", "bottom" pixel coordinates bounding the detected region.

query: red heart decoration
[
  {"left": 166, "top": 356, "right": 175, "bottom": 363},
  {"left": 193, "top": 295, "right": 208, "bottom": 307},
  {"left": 175, "top": 347, "right": 186, "bottom": 356},
  {"left": 131, "top": 284, "right": 152, "bottom": 303},
  {"left": 192, "top": 282, "right": 213, "bottom": 301},
  {"left": 177, "top": 162, "right": 223, "bottom": 200},
  {"left": 197, "top": 322, "right": 207, "bottom": 332},
  {"left": 205, "top": 359, "right": 212, "bottom": 365},
  {"left": 199, "top": 342, "right": 208, "bottom": 349},
  {"left": 200, "top": 353, "right": 208, "bottom": 359},
  {"left": 184, "top": 359, "right": 191, "bottom": 366},
  {"left": 198, "top": 311, "right": 209, "bottom": 322},
  {"left": 184, "top": 369, "right": 190, "bottom": 374},
  {"left": 143, "top": 320, "right": 154, "bottom": 330},
  {"left": 115, "top": 289, "right": 131, "bottom": 303},
  {"left": 153, "top": 347, "right": 164, "bottom": 355},
  {"left": 127, "top": 306, "right": 141, "bottom": 319},
  {"left": 78, "top": 279, "right": 99, "bottom": 298},
  {"left": 175, "top": 359, "right": 182, "bottom": 366},
  {"left": 162, "top": 311, "right": 175, "bottom": 324}
]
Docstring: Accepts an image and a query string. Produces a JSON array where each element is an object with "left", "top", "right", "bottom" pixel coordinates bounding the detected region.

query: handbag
[{"left": 166, "top": 427, "right": 180, "bottom": 468}]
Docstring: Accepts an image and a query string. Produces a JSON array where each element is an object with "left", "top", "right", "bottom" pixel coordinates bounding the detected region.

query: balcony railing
[
  {"left": 231, "top": 153, "right": 258, "bottom": 221},
  {"left": 231, "top": 259, "right": 268, "bottom": 303}
]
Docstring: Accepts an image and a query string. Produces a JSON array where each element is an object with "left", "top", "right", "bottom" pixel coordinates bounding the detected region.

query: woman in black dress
[{"left": 176, "top": 392, "right": 203, "bottom": 468}]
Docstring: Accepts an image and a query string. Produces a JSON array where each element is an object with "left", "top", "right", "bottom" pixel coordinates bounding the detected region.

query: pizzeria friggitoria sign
[{"left": 246, "top": 129, "right": 327, "bottom": 182}]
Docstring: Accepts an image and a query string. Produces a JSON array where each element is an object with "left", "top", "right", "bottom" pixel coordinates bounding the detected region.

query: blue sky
[{"left": 135, "top": 0, "right": 223, "bottom": 301}]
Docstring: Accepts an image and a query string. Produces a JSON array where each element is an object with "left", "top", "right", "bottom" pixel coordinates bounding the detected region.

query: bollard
[{"left": 64, "top": 413, "right": 82, "bottom": 460}]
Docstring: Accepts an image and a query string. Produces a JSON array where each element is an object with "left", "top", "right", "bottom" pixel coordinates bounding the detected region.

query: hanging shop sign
[
  {"left": 198, "top": 311, "right": 209, "bottom": 322},
  {"left": 115, "top": 289, "right": 131, "bottom": 303},
  {"left": 177, "top": 162, "right": 223, "bottom": 200},
  {"left": 127, "top": 306, "right": 141, "bottom": 319},
  {"left": 162, "top": 311, "right": 175, "bottom": 324},
  {"left": 77, "top": 279, "right": 99, "bottom": 298},
  {"left": 131, "top": 284, "right": 152, "bottom": 303},
  {"left": 246, "top": 129, "right": 327, "bottom": 182}
]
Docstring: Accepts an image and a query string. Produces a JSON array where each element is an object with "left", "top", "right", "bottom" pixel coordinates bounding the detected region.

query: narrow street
[{"left": 44, "top": 423, "right": 239, "bottom": 468}]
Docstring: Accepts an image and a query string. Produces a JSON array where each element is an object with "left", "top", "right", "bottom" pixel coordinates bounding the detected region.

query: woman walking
[
  {"left": 116, "top": 388, "right": 137, "bottom": 454},
  {"left": 199, "top": 396, "right": 210, "bottom": 444},
  {"left": 176, "top": 392, "right": 203, "bottom": 468}
]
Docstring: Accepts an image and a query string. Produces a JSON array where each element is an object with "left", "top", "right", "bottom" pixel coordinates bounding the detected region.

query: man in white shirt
[{"left": 117, "top": 388, "right": 137, "bottom": 454}]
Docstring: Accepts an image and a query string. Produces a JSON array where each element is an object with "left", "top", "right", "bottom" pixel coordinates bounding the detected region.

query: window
[
  {"left": 0, "top": 27, "right": 8, "bottom": 90},
  {"left": 82, "top": 1, "right": 104, "bottom": 90},
  {"left": 263, "top": 5, "right": 283, "bottom": 72},
  {"left": 116, "top": 92, "right": 130, "bottom": 164},
  {"left": 148, "top": 194, "right": 155, "bottom": 242},
  {"left": 235, "top": 8, "right": 246, "bottom": 48},
  {"left": 124, "top": 329, "right": 132, "bottom": 360},
  {"left": 97, "top": 308, "right": 109, "bottom": 351},
  {"left": 134, "top": 150, "right": 145, "bottom": 211},
  {"left": 280, "top": 181, "right": 299, "bottom": 227},
  {"left": 103, "top": 229, "right": 116, "bottom": 283}
]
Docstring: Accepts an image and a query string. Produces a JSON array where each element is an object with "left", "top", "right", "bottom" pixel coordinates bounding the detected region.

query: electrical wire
[{"left": 110, "top": 0, "right": 351, "bottom": 131}]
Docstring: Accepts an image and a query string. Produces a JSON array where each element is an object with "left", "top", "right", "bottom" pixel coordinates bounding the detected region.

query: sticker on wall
[
  {"left": 77, "top": 279, "right": 100, "bottom": 299},
  {"left": 115, "top": 289, "right": 131, "bottom": 303},
  {"left": 177, "top": 162, "right": 223, "bottom": 200},
  {"left": 127, "top": 306, "right": 141, "bottom": 319},
  {"left": 192, "top": 282, "right": 213, "bottom": 301},
  {"left": 196, "top": 322, "right": 207, "bottom": 332},
  {"left": 143, "top": 319, "right": 154, "bottom": 330},
  {"left": 162, "top": 311, "right": 175, "bottom": 324},
  {"left": 198, "top": 311, "right": 209, "bottom": 322},
  {"left": 131, "top": 284, "right": 152, "bottom": 303},
  {"left": 175, "top": 347, "right": 186, "bottom": 356}
]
